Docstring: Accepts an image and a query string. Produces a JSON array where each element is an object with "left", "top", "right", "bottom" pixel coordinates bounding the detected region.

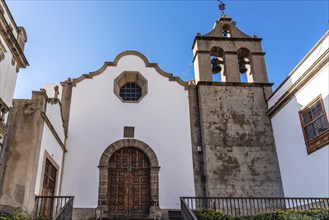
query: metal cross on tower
[{"left": 218, "top": 1, "right": 226, "bottom": 13}]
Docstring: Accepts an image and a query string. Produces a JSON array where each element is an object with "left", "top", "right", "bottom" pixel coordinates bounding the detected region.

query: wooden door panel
[
  {"left": 40, "top": 159, "right": 57, "bottom": 218},
  {"left": 108, "top": 147, "right": 150, "bottom": 217}
]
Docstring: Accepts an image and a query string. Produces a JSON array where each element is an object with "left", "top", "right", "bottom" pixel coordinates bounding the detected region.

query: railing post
[
  {"left": 99, "top": 199, "right": 103, "bottom": 220},
  {"left": 153, "top": 200, "right": 156, "bottom": 220}
]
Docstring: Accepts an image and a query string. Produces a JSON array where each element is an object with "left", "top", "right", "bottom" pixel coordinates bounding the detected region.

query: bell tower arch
[{"left": 192, "top": 14, "right": 269, "bottom": 84}]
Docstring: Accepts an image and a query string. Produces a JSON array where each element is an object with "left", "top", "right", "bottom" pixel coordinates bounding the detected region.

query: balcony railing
[
  {"left": 34, "top": 196, "right": 74, "bottom": 220},
  {"left": 181, "top": 197, "right": 329, "bottom": 219}
]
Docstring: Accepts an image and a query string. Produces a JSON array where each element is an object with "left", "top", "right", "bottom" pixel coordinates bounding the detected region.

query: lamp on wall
[{"left": 197, "top": 146, "right": 202, "bottom": 153}]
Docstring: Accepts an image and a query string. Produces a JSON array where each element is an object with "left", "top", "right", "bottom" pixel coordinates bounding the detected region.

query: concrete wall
[
  {"left": 195, "top": 83, "right": 283, "bottom": 197},
  {"left": 0, "top": 92, "right": 47, "bottom": 214},
  {"left": 269, "top": 32, "right": 329, "bottom": 197},
  {"left": 60, "top": 52, "right": 195, "bottom": 210}
]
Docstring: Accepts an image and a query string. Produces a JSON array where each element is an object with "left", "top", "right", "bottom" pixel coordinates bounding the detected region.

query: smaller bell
[
  {"left": 212, "top": 66, "right": 222, "bottom": 74},
  {"left": 211, "top": 58, "right": 222, "bottom": 74},
  {"left": 239, "top": 65, "right": 248, "bottom": 73}
]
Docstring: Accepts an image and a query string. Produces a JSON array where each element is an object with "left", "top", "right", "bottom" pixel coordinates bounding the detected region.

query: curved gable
[{"left": 67, "top": 50, "right": 188, "bottom": 89}]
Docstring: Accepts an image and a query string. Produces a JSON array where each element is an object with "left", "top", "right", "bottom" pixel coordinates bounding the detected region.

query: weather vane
[{"left": 218, "top": 0, "right": 226, "bottom": 14}]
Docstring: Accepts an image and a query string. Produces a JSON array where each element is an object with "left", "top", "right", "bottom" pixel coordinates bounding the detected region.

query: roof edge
[{"left": 68, "top": 50, "right": 188, "bottom": 89}]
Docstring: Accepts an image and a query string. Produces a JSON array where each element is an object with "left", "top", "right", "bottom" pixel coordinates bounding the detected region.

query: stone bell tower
[
  {"left": 193, "top": 13, "right": 269, "bottom": 86},
  {"left": 189, "top": 10, "right": 284, "bottom": 197}
]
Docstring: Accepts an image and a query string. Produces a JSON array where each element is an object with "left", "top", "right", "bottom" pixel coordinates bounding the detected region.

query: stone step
[{"left": 168, "top": 210, "right": 181, "bottom": 220}]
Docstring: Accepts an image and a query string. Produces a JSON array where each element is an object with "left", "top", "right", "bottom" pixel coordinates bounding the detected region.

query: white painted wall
[
  {"left": 0, "top": 1, "right": 22, "bottom": 107},
  {"left": 270, "top": 32, "right": 329, "bottom": 197},
  {"left": 0, "top": 36, "right": 18, "bottom": 107},
  {"left": 35, "top": 102, "right": 65, "bottom": 196},
  {"left": 60, "top": 53, "right": 195, "bottom": 209}
]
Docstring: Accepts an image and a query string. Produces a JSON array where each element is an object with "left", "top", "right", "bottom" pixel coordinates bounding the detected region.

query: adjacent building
[
  {"left": 0, "top": 0, "right": 28, "bottom": 150},
  {"left": 268, "top": 31, "right": 329, "bottom": 198}
]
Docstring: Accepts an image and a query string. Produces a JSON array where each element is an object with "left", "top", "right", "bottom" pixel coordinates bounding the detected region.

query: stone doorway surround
[{"left": 98, "top": 139, "right": 161, "bottom": 219}]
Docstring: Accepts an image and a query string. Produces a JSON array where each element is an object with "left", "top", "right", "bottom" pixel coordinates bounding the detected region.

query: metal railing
[
  {"left": 181, "top": 197, "right": 198, "bottom": 220},
  {"left": 181, "top": 197, "right": 329, "bottom": 218},
  {"left": 34, "top": 196, "right": 74, "bottom": 220},
  {"left": 53, "top": 196, "right": 74, "bottom": 220}
]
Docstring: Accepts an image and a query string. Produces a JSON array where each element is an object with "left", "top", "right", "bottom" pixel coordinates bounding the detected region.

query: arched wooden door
[{"left": 108, "top": 147, "right": 150, "bottom": 218}]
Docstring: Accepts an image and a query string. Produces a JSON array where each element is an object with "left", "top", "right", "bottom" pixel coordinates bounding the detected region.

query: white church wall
[
  {"left": 270, "top": 32, "right": 329, "bottom": 197},
  {"left": 60, "top": 53, "right": 195, "bottom": 209},
  {"left": 0, "top": 1, "right": 26, "bottom": 107},
  {"left": 0, "top": 36, "right": 17, "bottom": 107},
  {"left": 272, "top": 65, "right": 329, "bottom": 197},
  {"left": 35, "top": 102, "right": 65, "bottom": 196},
  {"left": 45, "top": 100, "right": 65, "bottom": 143}
]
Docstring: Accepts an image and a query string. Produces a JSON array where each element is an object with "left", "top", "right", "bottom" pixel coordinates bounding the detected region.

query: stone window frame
[
  {"left": 114, "top": 71, "right": 148, "bottom": 103},
  {"left": 98, "top": 139, "right": 160, "bottom": 209},
  {"left": 299, "top": 95, "right": 329, "bottom": 154}
]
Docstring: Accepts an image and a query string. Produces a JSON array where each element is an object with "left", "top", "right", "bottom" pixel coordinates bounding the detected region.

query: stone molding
[
  {"left": 192, "top": 36, "right": 262, "bottom": 52},
  {"left": 192, "top": 50, "right": 265, "bottom": 63},
  {"left": 66, "top": 50, "right": 188, "bottom": 90},
  {"left": 98, "top": 139, "right": 160, "bottom": 214},
  {"left": 0, "top": 8, "right": 28, "bottom": 68},
  {"left": 0, "top": 39, "right": 6, "bottom": 61},
  {"left": 113, "top": 71, "right": 148, "bottom": 103},
  {"left": 195, "top": 81, "right": 273, "bottom": 88}
]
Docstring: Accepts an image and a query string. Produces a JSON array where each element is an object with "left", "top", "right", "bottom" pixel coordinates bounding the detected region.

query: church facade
[{"left": 0, "top": 1, "right": 328, "bottom": 219}]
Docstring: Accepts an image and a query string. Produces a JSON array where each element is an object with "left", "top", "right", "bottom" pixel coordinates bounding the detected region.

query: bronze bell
[
  {"left": 239, "top": 64, "right": 248, "bottom": 73},
  {"left": 211, "top": 58, "right": 222, "bottom": 74},
  {"left": 239, "top": 59, "right": 249, "bottom": 73}
]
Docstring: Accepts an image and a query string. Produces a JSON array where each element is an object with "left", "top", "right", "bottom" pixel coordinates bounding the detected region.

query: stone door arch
[{"left": 98, "top": 139, "right": 160, "bottom": 218}]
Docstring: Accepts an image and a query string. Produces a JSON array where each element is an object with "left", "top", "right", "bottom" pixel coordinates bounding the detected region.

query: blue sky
[{"left": 7, "top": 0, "right": 329, "bottom": 99}]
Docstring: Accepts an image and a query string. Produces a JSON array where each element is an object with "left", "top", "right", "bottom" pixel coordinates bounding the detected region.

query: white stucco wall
[
  {"left": 60, "top": 53, "right": 195, "bottom": 209},
  {"left": 0, "top": 1, "right": 22, "bottom": 107},
  {"left": 269, "top": 32, "right": 329, "bottom": 197},
  {"left": 0, "top": 36, "right": 18, "bottom": 107},
  {"left": 35, "top": 102, "right": 65, "bottom": 196}
]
